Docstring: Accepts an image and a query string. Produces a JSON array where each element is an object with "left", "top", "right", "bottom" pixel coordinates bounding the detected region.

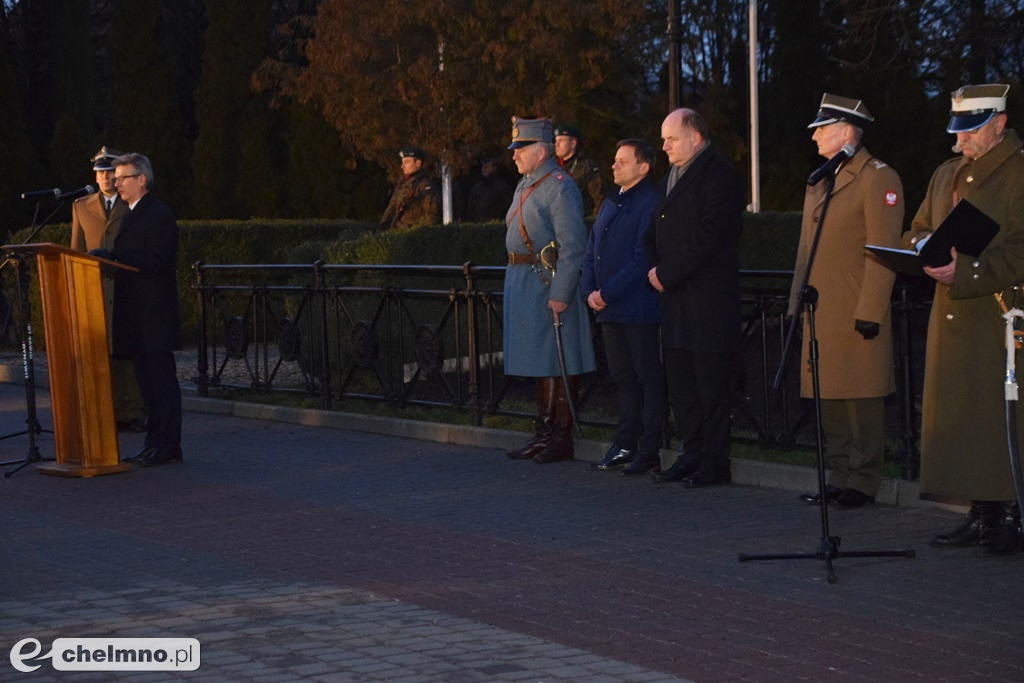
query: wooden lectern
[{"left": 2, "top": 243, "right": 137, "bottom": 477}]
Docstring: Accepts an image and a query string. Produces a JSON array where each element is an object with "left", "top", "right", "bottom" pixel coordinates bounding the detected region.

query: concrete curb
[{"left": 180, "top": 393, "right": 942, "bottom": 511}]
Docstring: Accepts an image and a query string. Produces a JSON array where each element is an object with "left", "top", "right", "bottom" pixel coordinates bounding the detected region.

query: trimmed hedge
[
  {"left": 321, "top": 212, "right": 802, "bottom": 270},
  {"left": 3, "top": 213, "right": 801, "bottom": 349}
]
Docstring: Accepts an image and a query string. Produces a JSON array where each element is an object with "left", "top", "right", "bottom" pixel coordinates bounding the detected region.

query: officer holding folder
[{"left": 903, "top": 83, "right": 1024, "bottom": 555}]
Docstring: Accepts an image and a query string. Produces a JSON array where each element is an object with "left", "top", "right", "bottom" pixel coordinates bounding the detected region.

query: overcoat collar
[
  {"left": 952, "top": 128, "right": 1023, "bottom": 189},
  {"left": 522, "top": 156, "right": 561, "bottom": 184},
  {"left": 119, "top": 192, "right": 155, "bottom": 233},
  {"left": 658, "top": 143, "right": 715, "bottom": 208},
  {"left": 809, "top": 146, "right": 871, "bottom": 209}
]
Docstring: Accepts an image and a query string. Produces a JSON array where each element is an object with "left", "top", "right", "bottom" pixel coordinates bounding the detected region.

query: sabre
[
  {"left": 1002, "top": 306, "right": 1024, "bottom": 527},
  {"left": 552, "top": 310, "right": 582, "bottom": 438}
]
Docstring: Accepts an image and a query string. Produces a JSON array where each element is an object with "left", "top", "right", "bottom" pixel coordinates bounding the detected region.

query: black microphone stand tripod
[
  {"left": 0, "top": 200, "right": 63, "bottom": 477},
  {"left": 738, "top": 171, "right": 915, "bottom": 583}
]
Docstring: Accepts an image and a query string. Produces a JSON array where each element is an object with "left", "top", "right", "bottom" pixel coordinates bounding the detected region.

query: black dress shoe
[
  {"left": 589, "top": 446, "right": 634, "bottom": 471},
  {"left": 123, "top": 446, "right": 156, "bottom": 464},
  {"left": 140, "top": 446, "right": 183, "bottom": 467},
  {"left": 834, "top": 488, "right": 875, "bottom": 507},
  {"left": 649, "top": 457, "right": 700, "bottom": 483},
  {"left": 681, "top": 468, "right": 731, "bottom": 488},
  {"left": 930, "top": 502, "right": 1000, "bottom": 548},
  {"left": 975, "top": 503, "right": 1021, "bottom": 556},
  {"left": 620, "top": 453, "right": 659, "bottom": 476},
  {"left": 799, "top": 485, "right": 843, "bottom": 504}
]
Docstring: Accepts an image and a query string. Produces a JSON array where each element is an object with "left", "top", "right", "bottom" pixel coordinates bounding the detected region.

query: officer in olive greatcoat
[
  {"left": 380, "top": 146, "right": 439, "bottom": 230},
  {"left": 788, "top": 94, "right": 904, "bottom": 508},
  {"left": 503, "top": 117, "right": 596, "bottom": 464},
  {"left": 904, "top": 84, "right": 1024, "bottom": 555}
]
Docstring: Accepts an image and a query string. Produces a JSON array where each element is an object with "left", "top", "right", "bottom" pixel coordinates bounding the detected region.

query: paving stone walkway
[{"left": 1, "top": 382, "right": 1022, "bottom": 681}]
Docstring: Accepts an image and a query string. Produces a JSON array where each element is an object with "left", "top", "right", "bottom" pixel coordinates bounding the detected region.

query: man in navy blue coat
[
  {"left": 581, "top": 139, "right": 665, "bottom": 476},
  {"left": 92, "top": 153, "right": 182, "bottom": 466},
  {"left": 644, "top": 109, "right": 744, "bottom": 488}
]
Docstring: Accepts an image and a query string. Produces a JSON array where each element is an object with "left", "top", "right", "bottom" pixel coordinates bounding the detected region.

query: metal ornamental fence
[{"left": 192, "top": 262, "right": 931, "bottom": 480}]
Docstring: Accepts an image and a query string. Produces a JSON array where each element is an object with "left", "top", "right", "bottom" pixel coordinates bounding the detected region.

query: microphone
[
  {"left": 20, "top": 187, "right": 61, "bottom": 200},
  {"left": 56, "top": 185, "right": 95, "bottom": 201},
  {"left": 807, "top": 144, "right": 856, "bottom": 186}
]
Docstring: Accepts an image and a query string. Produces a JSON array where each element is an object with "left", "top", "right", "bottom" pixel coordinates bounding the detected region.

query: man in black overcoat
[
  {"left": 644, "top": 108, "right": 744, "bottom": 487},
  {"left": 91, "top": 153, "right": 182, "bottom": 466}
]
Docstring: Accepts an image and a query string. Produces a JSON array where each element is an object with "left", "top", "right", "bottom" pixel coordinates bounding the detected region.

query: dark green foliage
[
  {"left": 737, "top": 211, "right": 802, "bottom": 271},
  {"left": 322, "top": 214, "right": 802, "bottom": 272},
  {"left": 326, "top": 223, "right": 508, "bottom": 267},
  {"left": 108, "top": 0, "right": 203, "bottom": 215},
  {"left": 191, "top": 0, "right": 281, "bottom": 219},
  {"left": 0, "top": 43, "right": 46, "bottom": 238}
]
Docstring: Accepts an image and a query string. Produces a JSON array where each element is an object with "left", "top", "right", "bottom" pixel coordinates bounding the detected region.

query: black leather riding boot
[
  {"left": 533, "top": 375, "right": 579, "bottom": 464},
  {"left": 506, "top": 377, "right": 558, "bottom": 459}
]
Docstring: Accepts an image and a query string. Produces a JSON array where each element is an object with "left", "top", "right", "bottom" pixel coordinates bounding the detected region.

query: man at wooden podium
[
  {"left": 70, "top": 146, "right": 148, "bottom": 433},
  {"left": 89, "top": 153, "right": 182, "bottom": 466}
]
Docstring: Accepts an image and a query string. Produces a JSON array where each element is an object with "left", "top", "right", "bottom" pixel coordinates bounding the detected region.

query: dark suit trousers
[
  {"left": 132, "top": 351, "right": 181, "bottom": 449},
  {"left": 664, "top": 348, "right": 736, "bottom": 473},
  {"left": 601, "top": 322, "right": 666, "bottom": 456}
]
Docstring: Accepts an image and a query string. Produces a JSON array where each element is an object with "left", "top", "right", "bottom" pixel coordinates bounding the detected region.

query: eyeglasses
[{"left": 113, "top": 173, "right": 141, "bottom": 184}]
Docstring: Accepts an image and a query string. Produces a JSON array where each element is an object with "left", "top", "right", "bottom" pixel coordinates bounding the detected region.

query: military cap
[
  {"left": 807, "top": 93, "right": 874, "bottom": 129},
  {"left": 90, "top": 145, "right": 126, "bottom": 171},
  {"left": 553, "top": 124, "right": 582, "bottom": 141},
  {"left": 399, "top": 146, "right": 426, "bottom": 160},
  {"left": 947, "top": 83, "right": 1009, "bottom": 133},
  {"left": 508, "top": 116, "right": 554, "bottom": 149}
]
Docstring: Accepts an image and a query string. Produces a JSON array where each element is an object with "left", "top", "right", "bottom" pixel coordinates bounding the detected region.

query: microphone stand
[
  {"left": 738, "top": 171, "right": 915, "bottom": 583},
  {"left": 0, "top": 198, "right": 66, "bottom": 476}
]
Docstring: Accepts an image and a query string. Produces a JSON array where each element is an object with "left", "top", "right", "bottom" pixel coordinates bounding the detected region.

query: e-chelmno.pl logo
[{"left": 9, "top": 637, "right": 200, "bottom": 673}]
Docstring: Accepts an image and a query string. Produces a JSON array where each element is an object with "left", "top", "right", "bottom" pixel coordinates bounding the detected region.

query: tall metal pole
[
  {"left": 748, "top": 0, "right": 761, "bottom": 213},
  {"left": 439, "top": 37, "right": 453, "bottom": 224},
  {"left": 667, "top": 0, "right": 682, "bottom": 110}
]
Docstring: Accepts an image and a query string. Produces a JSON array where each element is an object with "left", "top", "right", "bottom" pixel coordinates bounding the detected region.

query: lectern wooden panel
[{"left": 2, "top": 243, "right": 136, "bottom": 477}]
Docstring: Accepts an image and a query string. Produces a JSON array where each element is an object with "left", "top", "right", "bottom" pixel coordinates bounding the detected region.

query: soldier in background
[
  {"left": 380, "top": 146, "right": 439, "bottom": 230},
  {"left": 70, "top": 146, "right": 147, "bottom": 432},
  {"left": 554, "top": 125, "right": 606, "bottom": 217}
]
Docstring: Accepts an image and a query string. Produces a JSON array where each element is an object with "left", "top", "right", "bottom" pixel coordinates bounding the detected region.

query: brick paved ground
[{"left": 1, "top": 382, "right": 1022, "bottom": 681}]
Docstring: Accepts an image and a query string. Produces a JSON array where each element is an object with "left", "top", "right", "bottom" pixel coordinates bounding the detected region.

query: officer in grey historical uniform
[
  {"left": 904, "top": 83, "right": 1024, "bottom": 555},
  {"left": 380, "top": 146, "right": 440, "bottom": 230},
  {"left": 554, "top": 124, "right": 606, "bottom": 218},
  {"left": 503, "top": 116, "right": 596, "bottom": 463},
  {"left": 70, "top": 146, "right": 147, "bottom": 431}
]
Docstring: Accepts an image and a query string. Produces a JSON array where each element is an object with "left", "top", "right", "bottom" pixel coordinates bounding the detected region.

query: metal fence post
[
  {"left": 463, "top": 262, "right": 481, "bottom": 426},
  {"left": 193, "top": 261, "right": 208, "bottom": 397},
  {"left": 314, "top": 261, "right": 332, "bottom": 410}
]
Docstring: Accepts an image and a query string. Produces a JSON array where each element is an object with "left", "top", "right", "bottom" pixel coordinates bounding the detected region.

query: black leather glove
[
  {"left": 87, "top": 248, "right": 114, "bottom": 260},
  {"left": 855, "top": 319, "right": 880, "bottom": 340}
]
